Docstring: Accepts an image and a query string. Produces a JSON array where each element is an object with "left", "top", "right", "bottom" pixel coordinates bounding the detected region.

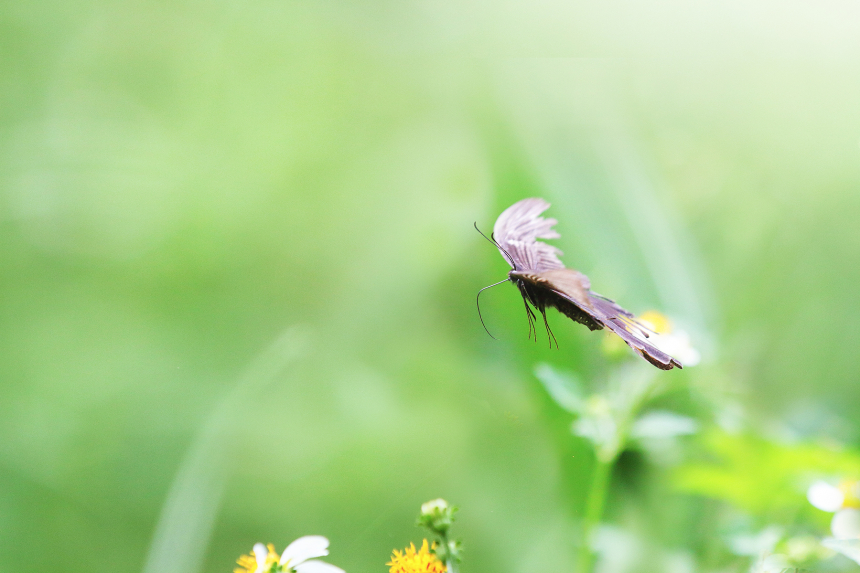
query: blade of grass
[{"left": 142, "top": 327, "right": 308, "bottom": 573}]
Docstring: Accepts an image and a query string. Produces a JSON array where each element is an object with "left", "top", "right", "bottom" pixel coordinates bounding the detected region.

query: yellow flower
[{"left": 387, "top": 540, "right": 446, "bottom": 573}]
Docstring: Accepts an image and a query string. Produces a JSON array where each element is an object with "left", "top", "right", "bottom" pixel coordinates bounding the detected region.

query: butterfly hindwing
[{"left": 533, "top": 269, "right": 682, "bottom": 370}]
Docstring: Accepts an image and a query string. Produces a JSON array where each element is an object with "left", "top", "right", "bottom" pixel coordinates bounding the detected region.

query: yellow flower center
[
  {"left": 638, "top": 310, "right": 672, "bottom": 335},
  {"left": 235, "top": 543, "right": 280, "bottom": 573},
  {"left": 387, "top": 539, "right": 447, "bottom": 573},
  {"left": 841, "top": 480, "right": 860, "bottom": 508}
]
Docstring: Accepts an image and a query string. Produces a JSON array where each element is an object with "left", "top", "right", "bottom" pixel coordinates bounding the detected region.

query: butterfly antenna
[
  {"left": 476, "top": 278, "right": 511, "bottom": 340},
  {"left": 474, "top": 222, "right": 517, "bottom": 268},
  {"left": 490, "top": 231, "right": 518, "bottom": 270}
]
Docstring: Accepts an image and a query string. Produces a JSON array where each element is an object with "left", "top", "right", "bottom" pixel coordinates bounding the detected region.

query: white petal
[
  {"left": 295, "top": 560, "right": 345, "bottom": 573},
  {"left": 832, "top": 508, "right": 860, "bottom": 539},
  {"left": 280, "top": 536, "right": 330, "bottom": 567},
  {"left": 253, "top": 544, "right": 269, "bottom": 573},
  {"left": 651, "top": 331, "right": 701, "bottom": 367},
  {"left": 808, "top": 480, "right": 844, "bottom": 512}
]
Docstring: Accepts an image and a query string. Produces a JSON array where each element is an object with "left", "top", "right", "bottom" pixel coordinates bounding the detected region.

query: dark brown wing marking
[
  {"left": 492, "top": 198, "right": 564, "bottom": 272},
  {"left": 587, "top": 295, "right": 682, "bottom": 370},
  {"left": 531, "top": 269, "right": 683, "bottom": 370}
]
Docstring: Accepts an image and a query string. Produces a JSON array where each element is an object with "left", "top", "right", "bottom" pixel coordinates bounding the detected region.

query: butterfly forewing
[{"left": 493, "top": 198, "right": 564, "bottom": 272}]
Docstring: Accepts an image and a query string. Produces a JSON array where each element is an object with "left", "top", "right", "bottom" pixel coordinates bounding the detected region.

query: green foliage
[
  {"left": 675, "top": 431, "right": 860, "bottom": 517},
  {"left": 534, "top": 363, "right": 584, "bottom": 414},
  {"left": 3, "top": 2, "right": 860, "bottom": 573}
]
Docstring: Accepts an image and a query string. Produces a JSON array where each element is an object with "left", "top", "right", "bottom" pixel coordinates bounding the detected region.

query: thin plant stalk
[
  {"left": 574, "top": 366, "right": 662, "bottom": 573},
  {"left": 440, "top": 531, "right": 458, "bottom": 573},
  {"left": 576, "top": 457, "right": 613, "bottom": 573}
]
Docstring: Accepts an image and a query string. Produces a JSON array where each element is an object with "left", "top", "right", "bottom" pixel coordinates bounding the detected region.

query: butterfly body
[
  {"left": 485, "top": 198, "right": 683, "bottom": 370},
  {"left": 509, "top": 269, "right": 602, "bottom": 331}
]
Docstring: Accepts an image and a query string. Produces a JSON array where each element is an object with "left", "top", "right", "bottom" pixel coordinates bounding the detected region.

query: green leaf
[
  {"left": 673, "top": 430, "right": 860, "bottom": 516},
  {"left": 630, "top": 411, "right": 698, "bottom": 439},
  {"left": 533, "top": 363, "right": 584, "bottom": 414}
]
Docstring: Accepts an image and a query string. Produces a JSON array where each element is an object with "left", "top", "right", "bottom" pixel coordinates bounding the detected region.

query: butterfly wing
[
  {"left": 492, "top": 198, "right": 564, "bottom": 272},
  {"left": 536, "top": 268, "right": 683, "bottom": 370},
  {"left": 490, "top": 198, "right": 682, "bottom": 370}
]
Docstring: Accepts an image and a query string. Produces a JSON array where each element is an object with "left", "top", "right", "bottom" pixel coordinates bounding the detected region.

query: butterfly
[{"left": 477, "top": 198, "right": 682, "bottom": 370}]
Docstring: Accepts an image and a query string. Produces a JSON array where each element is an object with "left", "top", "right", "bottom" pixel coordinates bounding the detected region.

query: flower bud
[
  {"left": 417, "top": 498, "right": 456, "bottom": 535},
  {"left": 421, "top": 499, "right": 448, "bottom": 515}
]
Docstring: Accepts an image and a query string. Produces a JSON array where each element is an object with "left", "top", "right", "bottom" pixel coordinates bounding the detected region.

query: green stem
[
  {"left": 440, "top": 532, "right": 457, "bottom": 573},
  {"left": 573, "top": 368, "right": 661, "bottom": 573},
  {"left": 575, "top": 456, "right": 614, "bottom": 573}
]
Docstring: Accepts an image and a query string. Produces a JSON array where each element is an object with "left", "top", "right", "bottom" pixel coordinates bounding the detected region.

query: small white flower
[
  {"left": 280, "top": 536, "right": 344, "bottom": 573},
  {"left": 236, "top": 536, "right": 344, "bottom": 573},
  {"left": 805, "top": 479, "right": 860, "bottom": 541}
]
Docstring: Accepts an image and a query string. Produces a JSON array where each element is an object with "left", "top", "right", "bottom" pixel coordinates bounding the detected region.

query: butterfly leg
[
  {"left": 539, "top": 308, "right": 559, "bottom": 349},
  {"left": 522, "top": 296, "right": 537, "bottom": 341}
]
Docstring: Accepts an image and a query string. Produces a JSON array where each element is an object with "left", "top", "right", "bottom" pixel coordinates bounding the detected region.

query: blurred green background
[{"left": 3, "top": 1, "right": 860, "bottom": 572}]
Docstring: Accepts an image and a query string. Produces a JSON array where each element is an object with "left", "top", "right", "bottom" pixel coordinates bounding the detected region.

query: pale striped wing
[{"left": 492, "top": 198, "right": 564, "bottom": 272}]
